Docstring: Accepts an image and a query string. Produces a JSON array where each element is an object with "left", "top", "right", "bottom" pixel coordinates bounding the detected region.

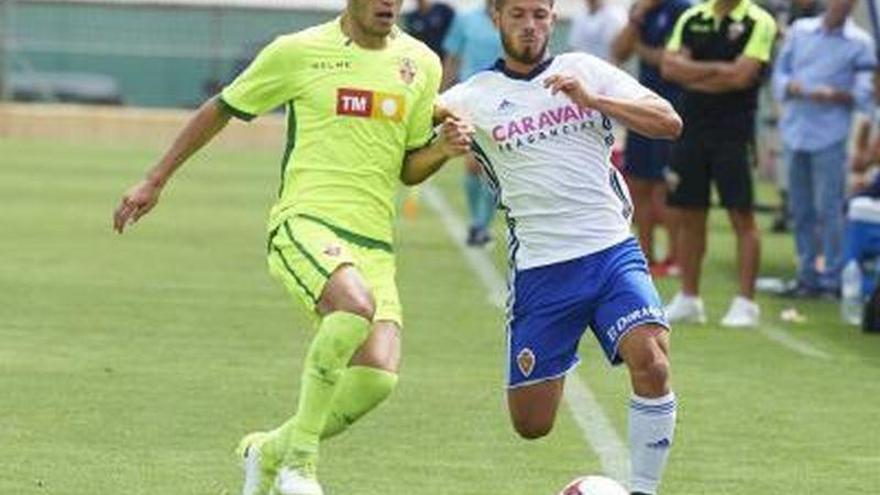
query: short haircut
[{"left": 494, "top": 0, "right": 555, "bottom": 11}]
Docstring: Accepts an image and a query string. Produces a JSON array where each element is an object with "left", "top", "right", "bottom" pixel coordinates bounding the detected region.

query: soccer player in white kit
[{"left": 436, "top": 1, "right": 682, "bottom": 493}]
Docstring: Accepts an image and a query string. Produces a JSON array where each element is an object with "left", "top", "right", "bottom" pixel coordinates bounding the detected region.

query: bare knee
[
  {"left": 350, "top": 322, "right": 401, "bottom": 372},
  {"left": 318, "top": 265, "right": 376, "bottom": 320},
  {"left": 631, "top": 355, "right": 670, "bottom": 397},
  {"left": 512, "top": 417, "right": 555, "bottom": 440},
  {"left": 336, "top": 293, "right": 375, "bottom": 320},
  {"left": 620, "top": 326, "right": 672, "bottom": 398},
  {"left": 507, "top": 379, "right": 564, "bottom": 440}
]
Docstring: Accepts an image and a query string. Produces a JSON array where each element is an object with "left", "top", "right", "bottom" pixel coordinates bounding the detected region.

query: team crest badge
[
  {"left": 323, "top": 244, "right": 342, "bottom": 257},
  {"left": 517, "top": 348, "right": 536, "bottom": 377},
  {"left": 728, "top": 21, "right": 745, "bottom": 41},
  {"left": 399, "top": 57, "right": 417, "bottom": 85}
]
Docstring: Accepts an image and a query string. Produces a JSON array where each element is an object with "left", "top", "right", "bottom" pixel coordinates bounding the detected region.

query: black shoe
[
  {"left": 467, "top": 226, "right": 493, "bottom": 248},
  {"left": 777, "top": 281, "right": 823, "bottom": 299},
  {"left": 771, "top": 215, "right": 789, "bottom": 233},
  {"left": 631, "top": 492, "right": 652, "bottom": 495},
  {"left": 465, "top": 226, "right": 479, "bottom": 246}
]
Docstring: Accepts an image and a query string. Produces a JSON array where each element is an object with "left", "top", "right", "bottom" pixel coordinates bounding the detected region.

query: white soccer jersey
[{"left": 440, "top": 52, "right": 655, "bottom": 270}]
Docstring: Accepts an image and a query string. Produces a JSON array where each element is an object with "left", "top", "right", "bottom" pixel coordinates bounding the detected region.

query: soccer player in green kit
[{"left": 112, "top": 1, "right": 473, "bottom": 493}]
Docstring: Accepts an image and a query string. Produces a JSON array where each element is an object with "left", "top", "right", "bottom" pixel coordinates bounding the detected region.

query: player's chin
[{"left": 370, "top": 19, "right": 396, "bottom": 36}]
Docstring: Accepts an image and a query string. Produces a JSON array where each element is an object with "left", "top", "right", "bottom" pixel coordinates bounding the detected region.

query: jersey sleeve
[
  {"left": 742, "top": 10, "right": 778, "bottom": 62},
  {"left": 406, "top": 52, "right": 443, "bottom": 150},
  {"left": 437, "top": 82, "right": 467, "bottom": 117},
  {"left": 220, "top": 36, "right": 297, "bottom": 120},
  {"left": 576, "top": 55, "right": 654, "bottom": 101}
]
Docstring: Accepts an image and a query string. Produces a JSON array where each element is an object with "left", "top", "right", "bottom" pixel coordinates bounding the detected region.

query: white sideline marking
[
  {"left": 421, "top": 184, "right": 630, "bottom": 483},
  {"left": 759, "top": 326, "right": 831, "bottom": 360}
]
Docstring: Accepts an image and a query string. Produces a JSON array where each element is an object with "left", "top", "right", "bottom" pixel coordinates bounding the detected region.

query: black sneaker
[
  {"left": 777, "top": 281, "right": 823, "bottom": 299},
  {"left": 465, "top": 226, "right": 479, "bottom": 246},
  {"left": 467, "top": 226, "right": 494, "bottom": 248}
]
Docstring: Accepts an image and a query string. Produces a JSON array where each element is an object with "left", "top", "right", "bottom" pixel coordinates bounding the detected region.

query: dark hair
[{"left": 494, "top": 0, "right": 555, "bottom": 11}]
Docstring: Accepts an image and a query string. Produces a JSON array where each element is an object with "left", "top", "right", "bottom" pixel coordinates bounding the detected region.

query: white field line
[
  {"left": 421, "top": 184, "right": 630, "bottom": 483},
  {"left": 759, "top": 326, "right": 831, "bottom": 360}
]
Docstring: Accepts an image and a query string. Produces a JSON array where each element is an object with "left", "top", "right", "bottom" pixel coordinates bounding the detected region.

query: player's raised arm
[
  {"left": 544, "top": 73, "right": 682, "bottom": 139},
  {"left": 400, "top": 115, "right": 474, "bottom": 186},
  {"left": 113, "top": 96, "right": 231, "bottom": 233}
]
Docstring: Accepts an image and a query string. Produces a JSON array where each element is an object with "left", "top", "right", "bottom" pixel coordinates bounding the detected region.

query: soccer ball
[{"left": 559, "top": 475, "right": 629, "bottom": 495}]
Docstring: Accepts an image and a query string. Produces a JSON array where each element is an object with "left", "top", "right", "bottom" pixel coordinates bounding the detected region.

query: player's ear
[{"left": 492, "top": 3, "right": 501, "bottom": 28}]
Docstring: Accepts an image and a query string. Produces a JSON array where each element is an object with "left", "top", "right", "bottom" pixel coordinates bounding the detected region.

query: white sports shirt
[{"left": 440, "top": 53, "right": 655, "bottom": 270}]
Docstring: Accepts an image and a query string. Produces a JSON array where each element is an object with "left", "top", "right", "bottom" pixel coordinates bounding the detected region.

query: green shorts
[{"left": 267, "top": 214, "right": 402, "bottom": 327}]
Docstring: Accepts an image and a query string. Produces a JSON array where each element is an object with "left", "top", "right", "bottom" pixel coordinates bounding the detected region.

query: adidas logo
[
  {"left": 497, "top": 99, "right": 516, "bottom": 113},
  {"left": 647, "top": 438, "right": 671, "bottom": 449}
]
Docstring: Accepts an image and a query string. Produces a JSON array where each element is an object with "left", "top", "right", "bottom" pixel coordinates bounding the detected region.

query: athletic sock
[
  {"left": 321, "top": 365, "right": 398, "bottom": 439},
  {"left": 629, "top": 392, "right": 677, "bottom": 495},
  {"left": 277, "top": 312, "right": 371, "bottom": 464}
]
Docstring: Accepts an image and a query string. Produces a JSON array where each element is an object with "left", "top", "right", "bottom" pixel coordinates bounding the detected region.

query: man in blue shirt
[
  {"left": 612, "top": 0, "right": 692, "bottom": 277},
  {"left": 403, "top": 0, "right": 455, "bottom": 58},
  {"left": 443, "top": 0, "right": 503, "bottom": 247},
  {"left": 773, "top": 0, "right": 876, "bottom": 298}
]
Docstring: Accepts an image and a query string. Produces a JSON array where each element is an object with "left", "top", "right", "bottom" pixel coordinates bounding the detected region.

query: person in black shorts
[
  {"left": 660, "top": 0, "right": 777, "bottom": 327},
  {"left": 612, "top": 0, "right": 692, "bottom": 277}
]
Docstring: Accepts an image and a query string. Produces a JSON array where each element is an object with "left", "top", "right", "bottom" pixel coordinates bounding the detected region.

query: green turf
[{"left": 2, "top": 137, "right": 879, "bottom": 494}]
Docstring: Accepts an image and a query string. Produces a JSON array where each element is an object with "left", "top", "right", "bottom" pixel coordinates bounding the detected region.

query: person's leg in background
[
  {"left": 626, "top": 134, "right": 678, "bottom": 277},
  {"left": 785, "top": 146, "right": 822, "bottom": 294},
  {"left": 812, "top": 140, "right": 847, "bottom": 294},
  {"left": 463, "top": 154, "right": 495, "bottom": 247},
  {"left": 715, "top": 137, "right": 761, "bottom": 327},
  {"left": 664, "top": 134, "right": 709, "bottom": 323}
]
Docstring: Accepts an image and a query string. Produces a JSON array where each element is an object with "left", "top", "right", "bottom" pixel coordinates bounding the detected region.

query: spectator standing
[
  {"left": 661, "top": 0, "right": 778, "bottom": 327},
  {"left": 569, "top": 0, "right": 629, "bottom": 61},
  {"left": 403, "top": 0, "right": 455, "bottom": 58},
  {"left": 612, "top": 0, "right": 692, "bottom": 277},
  {"left": 443, "top": 0, "right": 503, "bottom": 247},
  {"left": 772, "top": 0, "right": 876, "bottom": 298}
]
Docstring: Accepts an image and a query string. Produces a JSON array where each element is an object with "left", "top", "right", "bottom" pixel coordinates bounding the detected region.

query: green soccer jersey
[{"left": 220, "top": 18, "right": 442, "bottom": 245}]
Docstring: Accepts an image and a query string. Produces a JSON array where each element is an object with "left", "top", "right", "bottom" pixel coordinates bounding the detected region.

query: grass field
[{"left": 2, "top": 136, "right": 879, "bottom": 494}]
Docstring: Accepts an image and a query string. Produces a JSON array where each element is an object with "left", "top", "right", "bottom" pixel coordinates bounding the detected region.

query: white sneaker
[
  {"left": 275, "top": 465, "right": 324, "bottom": 495},
  {"left": 720, "top": 296, "right": 760, "bottom": 328},
  {"left": 238, "top": 432, "right": 277, "bottom": 495},
  {"left": 665, "top": 292, "right": 707, "bottom": 324}
]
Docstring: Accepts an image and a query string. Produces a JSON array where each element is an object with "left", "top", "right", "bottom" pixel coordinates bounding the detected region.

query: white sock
[{"left": 629, "top": 392, "right": 677, "bottom": 495}]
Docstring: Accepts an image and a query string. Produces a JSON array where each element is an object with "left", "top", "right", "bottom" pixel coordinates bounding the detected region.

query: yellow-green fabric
[
  {"left": 267, "top": 215, "right": 403, "bottom": 327},
  {"left": 281, "top": 311, "right": 372, "bottom": 461},
  {"left": 221, "top": 18, "right": 442, "bottom": 245},
  {"left": 321, "top": 366, "right": 398, "bottom": 439},
  {"left": 666, "top": 0, "right": 777, "bottom": 62}
]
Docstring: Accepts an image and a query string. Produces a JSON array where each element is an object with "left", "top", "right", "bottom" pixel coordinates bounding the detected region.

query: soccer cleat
[
  {"left": 720, "top": 296, "right": 760, "bottom": 328},
  {"left": 665, "top": 292, "right": 706, "bottom": 324},
  {"left": 275, "top": 461, "right": 324, "bottom": 495},
  {"left": 238, "top": 431, "right": 281, "bottom": 495}
]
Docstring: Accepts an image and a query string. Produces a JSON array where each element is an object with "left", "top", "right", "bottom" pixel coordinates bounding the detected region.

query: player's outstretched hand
[
  {"left": 439, "top": 116, "right": 475, "bottom": 158},
  {"left": 544, "top": 74, "right": 596, "bottom": 109},
  {"left": 113, "top": 179, "right": 162, "bottom": 234}
]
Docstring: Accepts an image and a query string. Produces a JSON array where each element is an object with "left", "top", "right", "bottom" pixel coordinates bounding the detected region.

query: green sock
[
  {"left": 279, "top": 312, "right": 371, "bottom": 464},
  {"left": 321, "top": 365, "right": 399, "bottom": 440}
]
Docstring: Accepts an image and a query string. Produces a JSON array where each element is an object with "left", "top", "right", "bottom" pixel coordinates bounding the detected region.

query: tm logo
[
  {"left": 336, "top": 88, "right": 404, "bottom": 122},
  {"left": 337, "top": 88, "right": 373, "bottom": 118}
]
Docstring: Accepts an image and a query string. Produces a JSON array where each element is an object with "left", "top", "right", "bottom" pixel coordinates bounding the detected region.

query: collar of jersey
[
  {"left": 492, "top": 57, "right": 556, "bottom": 81},
  {"left": 700, "top": 0, "right": 751, "bottom": 23},
  {"left": 333, "top": 15, "right": 401, "bottom": 48}
]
